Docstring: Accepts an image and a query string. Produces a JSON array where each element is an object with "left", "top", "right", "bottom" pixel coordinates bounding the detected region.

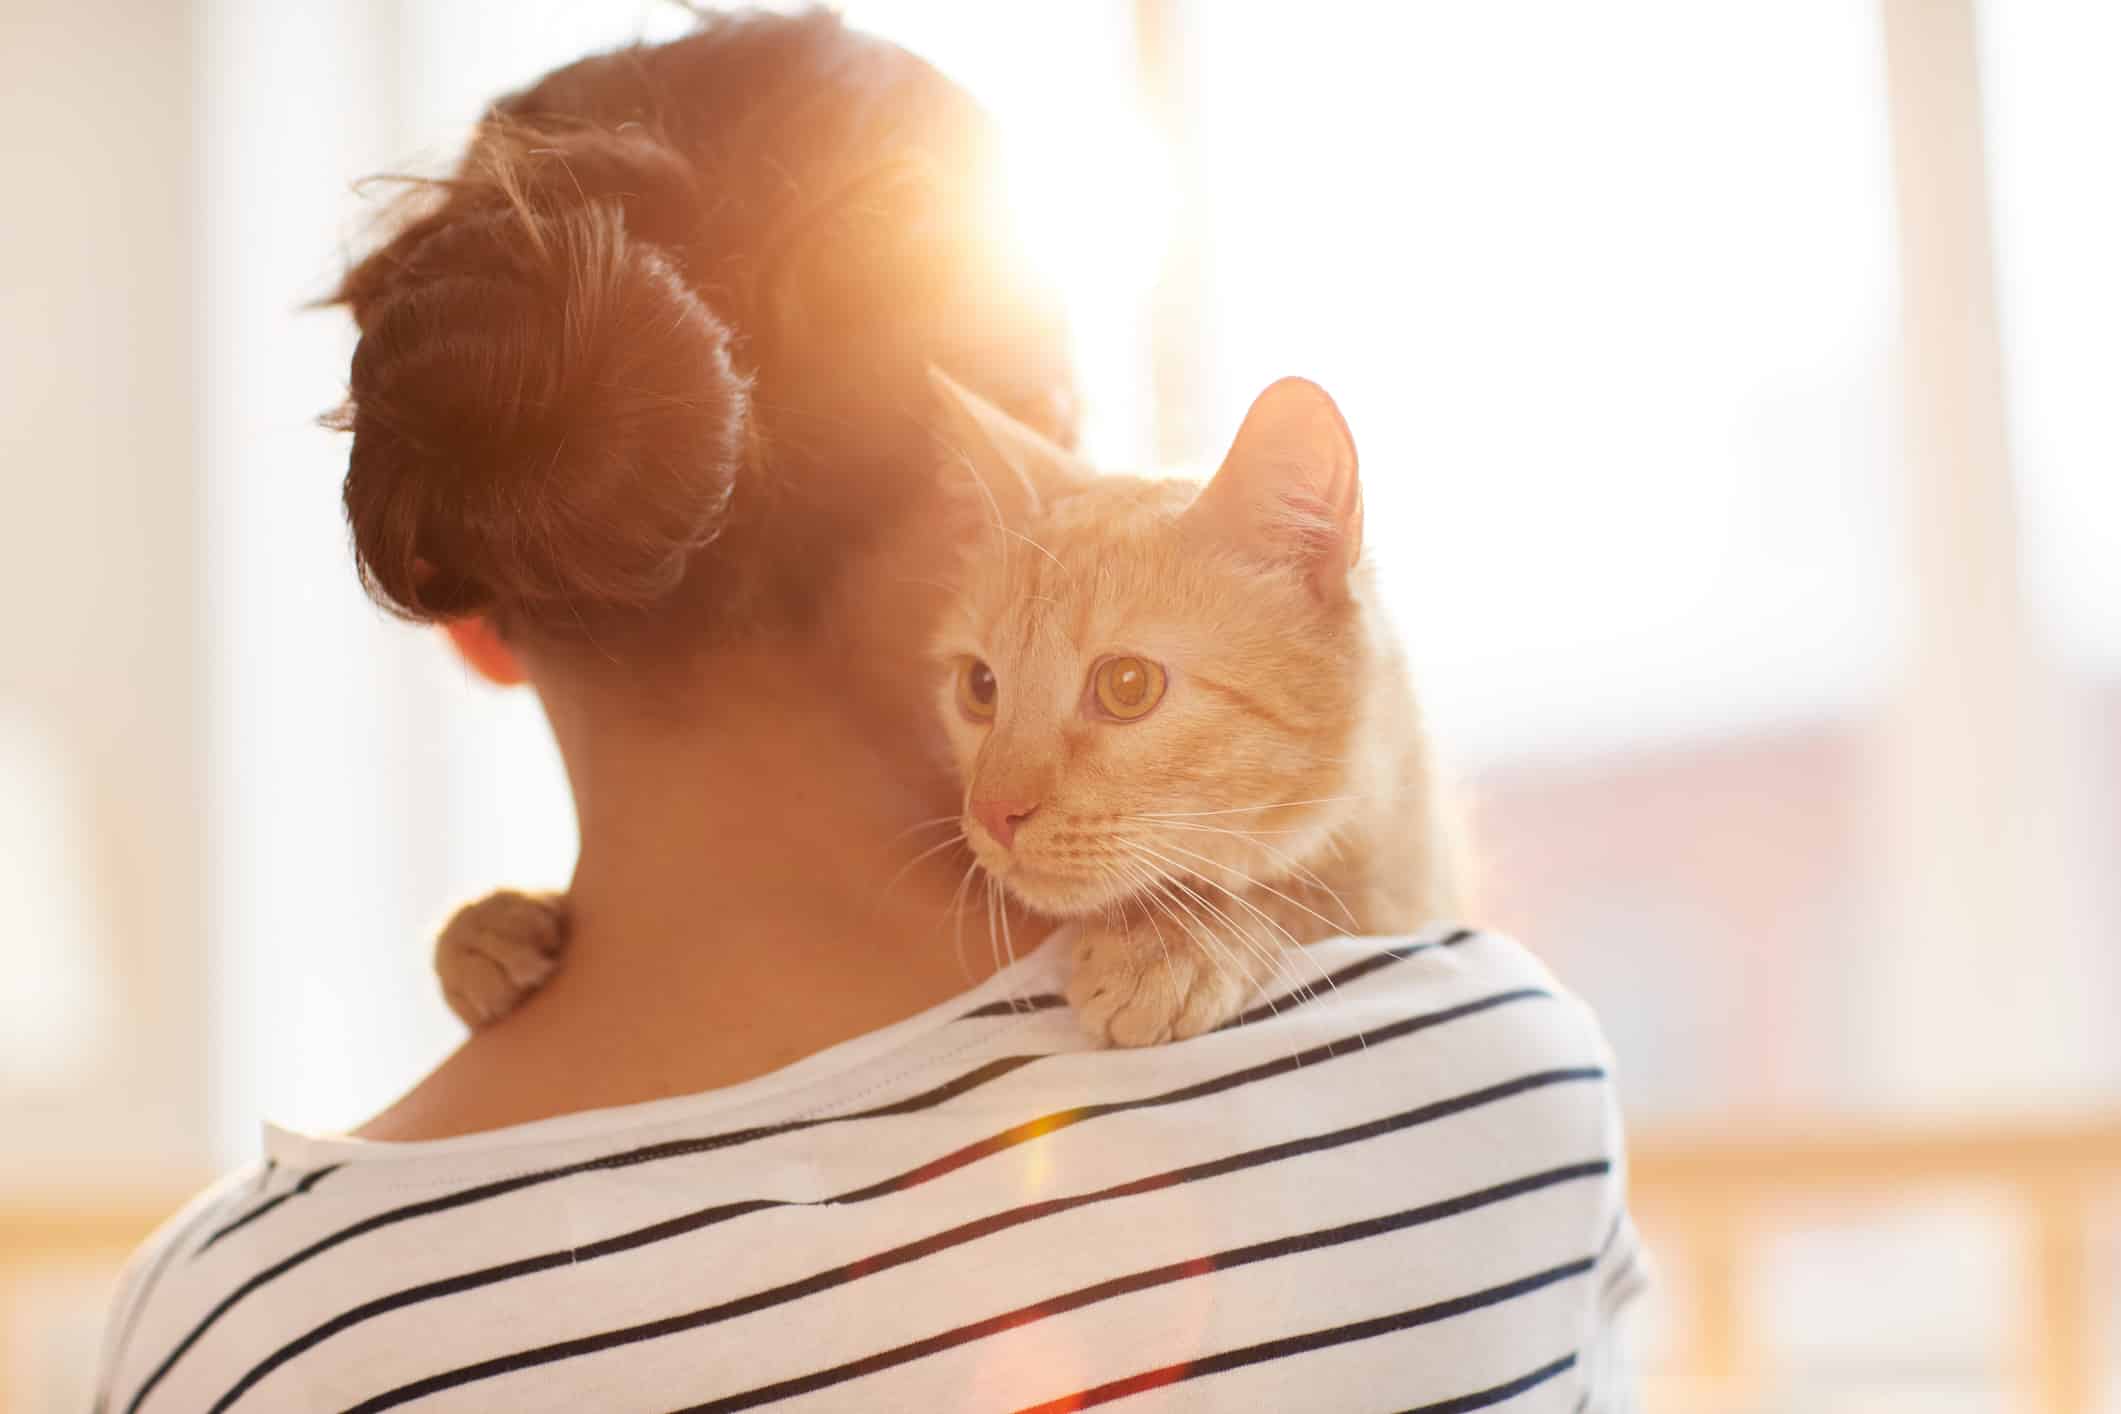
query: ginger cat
[
  {"left": 433, "top": 377, "right": 1459, "bottom": 1045},
  {"left": 927, "top": 374, "right": 1458, "bottom": 1043}
]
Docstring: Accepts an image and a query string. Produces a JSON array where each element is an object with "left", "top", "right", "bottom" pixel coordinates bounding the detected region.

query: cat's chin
[{"left": 983, "top": 862, "right": 1121, "bottom": 918}]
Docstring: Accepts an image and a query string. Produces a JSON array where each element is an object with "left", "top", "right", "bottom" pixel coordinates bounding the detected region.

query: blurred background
[{"left": 1, "top": 0, "right": 2115, "bottom": 1409}]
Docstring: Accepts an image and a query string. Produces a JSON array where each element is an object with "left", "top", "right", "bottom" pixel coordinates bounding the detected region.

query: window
[{"left": 185, "top": 2, "right": 2117, "bottom": 1399}]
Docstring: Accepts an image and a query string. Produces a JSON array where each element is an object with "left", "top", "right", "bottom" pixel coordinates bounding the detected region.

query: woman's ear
[{"left": 443, "top": 617, "right": 527, "bottom": 687}]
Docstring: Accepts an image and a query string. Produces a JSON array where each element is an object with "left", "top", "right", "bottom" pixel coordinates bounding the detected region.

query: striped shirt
[{"left": 97, "top": 925, "right": 1645, "bottom": 1413}]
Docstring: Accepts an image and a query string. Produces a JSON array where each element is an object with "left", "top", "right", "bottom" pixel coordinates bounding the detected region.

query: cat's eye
[
  {"left": 957, "top": 657, "right": 998, "bottom": 722},
  {"left": 1090, "top": 655, "right": 1166, "bottom": 721}
]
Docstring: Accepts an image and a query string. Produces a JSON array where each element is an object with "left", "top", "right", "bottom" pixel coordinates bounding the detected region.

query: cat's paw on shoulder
[
  {"left": 1065, "top": 926, "right": 1259, "bottom": 1048},
  {"left": 435, "top": 889, "right": 570, "bottom": 1029}
]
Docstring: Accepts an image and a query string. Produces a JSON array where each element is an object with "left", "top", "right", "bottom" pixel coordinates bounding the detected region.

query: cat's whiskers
[
  {"left": 1131, "top": 795, "right": 1370, "bottom": 820},
  {"left": 997, "top": 524, "right": 1071, "bottom": 578},
  {"left": 1320, "top": 827, "right": 1355, "bottom": 866},
  {"left": 996, "top": 873, "right": 1023, "bottom": 984},
  {"left": 1179, "top": 876, "right": 1293, "bottom": 1005},
  {"left": 1119, "top": 869, "right": 1170, "bottom": 958},
  {"left": 1144, "top": 846, "right": 1305, "bottom": 966},
  {"left": 1187, "top": 871, "right": 1328, "bottom": 1011},
  {"left": 1127, "top": 817, "right": 1317, "bottom": 838},
  {"left": 877, "top": 829, "right": 968, "bottom": 903},
  {"left": 1119, "top": 852, "right": 1328, "bottom": 1065},
  {"left": 947, "top": 856, "right": 982, "bottom": 985},
  {"left": 1117, "top": 844, "right": 1300, "bottom": 1017},
  {"left": 1127, "top": 845, "right": 1270, "bottom": 972},
  {"left": 1128, "top": 835, "right": 1340, "bottom": 1021},
  {"left": 944, "top": 443, "right": 1012, "bottom": 548},
  {"left": 1111, "top": 855, "right": 1193, "bottom": 990},
  {"left": 1140, "top": 872, "right": 1237, "bottom": 1003},
  {"left": 1091, "top": 865, "right": 1129, "bottom": 933},
  {"left": 982, "top": 875, "right": 1005, "bottom": 993},
  {"left": 1134, "top": 840, "right": 1360, "bottom": 1033},
  {"left": 1149, "top": 839, "right": 1352, "bottom": 941},
  {"left": 1162, "top": 867, "right": 1303, "bottom": 1023},
  {"left": 1110, "top": 858, "right": 1173, "bottom": 955},
  {"left": 1121, "top": 817, "right": 1359, "bottom": 930},
  {"left": 1209, "top": 885, "right": 1310, "bottom": 1006},
  {"left": 1119, "top": 856, "right": 1187, "bottom": 958},
  {"left": 889, "top": 813, "right": 968, "bottom": 843}
]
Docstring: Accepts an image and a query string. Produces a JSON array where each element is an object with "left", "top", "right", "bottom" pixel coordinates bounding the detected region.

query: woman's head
[{"left": 332, "top": 10, "right": 1075, "bottom": 673}]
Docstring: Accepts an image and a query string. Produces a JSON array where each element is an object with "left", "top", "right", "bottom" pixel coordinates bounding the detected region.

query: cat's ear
[
  {"left": 927, "top": 366, "right": 1089, "bottom": 523},
  {"left": 1185, "top": 377, "right": 1363, "bottom": 596}
]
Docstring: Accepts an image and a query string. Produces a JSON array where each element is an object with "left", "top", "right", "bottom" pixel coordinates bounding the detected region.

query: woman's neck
[{"left": 358, "top": 660, "right": 1046, "bottom": 1142}]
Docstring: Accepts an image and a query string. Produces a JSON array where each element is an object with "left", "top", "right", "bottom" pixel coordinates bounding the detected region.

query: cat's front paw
[
  {"left": 435, "top": 889, "right": 569, "bottom": 1028},
  {"left": 1064, "top": 925, "right": 1260, "bottom": 1047}
]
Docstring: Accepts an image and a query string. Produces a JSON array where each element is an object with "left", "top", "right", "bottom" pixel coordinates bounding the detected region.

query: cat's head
[{"left": 931, "top": 374, "right": 1373, "bottom": 916}]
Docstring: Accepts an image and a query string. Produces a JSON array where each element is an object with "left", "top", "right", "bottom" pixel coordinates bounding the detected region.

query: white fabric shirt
[{"left": 97, "top": 925, "right": 1645, "bottom": 1413}]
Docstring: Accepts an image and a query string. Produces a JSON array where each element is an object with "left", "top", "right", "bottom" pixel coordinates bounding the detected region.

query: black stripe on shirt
[
  {"left": 135, "top": 938, "right": 1491, "bottom": 1413},
  {"left": 308, "top": 991, "right": 1561, "bottom": 1409},
  {"left": 1601, "top": 1249, "right": 1649, "bottom": 1314},
  {"left": 93, "top": 1188, "right": 253, "bottom": 1414},
  {"left": 123, "top": 1054, "right": 1040, "bottom": 1414},
  {"left": 193, "top": 1164, "right": 341, "bottom": 1260},
  {"left": 833, "top": 986, "right": 1549, "bottom": 1206},
  {"left": 955, "top": 929, "right": 1477, "bottom": 1026},
  {"left": 1392, "top": 1353, "right": 1581, "bottom": 1414},
  {"left": 958, "top": 992, "right": 1069, "bottom": 1019},
  {"left": 176, "top": 1164, "right": 270, "bottom": 1267},
  {"left": 210, "top": 1063, "right": 1603, "bottom": 1413},
  {"left": 1022, "top": 1332, "right": 1576, "bottom": 1414},
  {"left": 667, "top": 1180, "right": 1605, "bottom": 1414},
  {"left": 347, "top": 1159, "right": 1605, "bottom": 1413},
  {"left": 1228, "top": 928, "right": 1475, "bottom": 1029},
  {"left": 1595, "top": 1217, "right": 1646, "bottom": 1308}
]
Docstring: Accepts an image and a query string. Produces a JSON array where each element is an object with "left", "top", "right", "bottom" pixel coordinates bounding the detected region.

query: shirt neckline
[{"left": 264, "top": 924, "right": 1075, "bottom": 1168}]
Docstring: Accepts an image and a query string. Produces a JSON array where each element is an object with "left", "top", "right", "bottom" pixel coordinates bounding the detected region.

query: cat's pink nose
[{"left": 972, "top": 798, "right": 1039, "bottom": 849}]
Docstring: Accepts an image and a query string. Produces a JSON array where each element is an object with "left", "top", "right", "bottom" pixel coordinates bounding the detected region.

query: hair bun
[{"left": 341, "top": 162, "right": 747, "bottom": 630}]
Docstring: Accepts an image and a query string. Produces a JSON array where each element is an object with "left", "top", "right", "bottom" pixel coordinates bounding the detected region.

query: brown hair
[{"left": 331, "top": 9, "right": 1075, "bottom": 642}]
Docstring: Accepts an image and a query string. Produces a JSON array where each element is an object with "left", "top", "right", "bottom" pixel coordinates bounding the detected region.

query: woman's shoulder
[
  {"left": 1055, "top": 924, "right": 1623, "bottom": 1115},
  {"left": 93, "top": 1164, "right": 276, "bottom": 1411},
  {"left": 95, "top": 925, "right": 1640, "bottom": 1413},
  {"left": 1294, "top": 924, "right": 1618, "bottom": 1074},
  {"left": 1064, "top": 925, "right": 1629, "bottom": 1180}
]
